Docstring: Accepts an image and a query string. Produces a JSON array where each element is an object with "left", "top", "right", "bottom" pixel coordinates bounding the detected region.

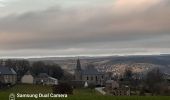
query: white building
[
  {"left": 21, "top": 72, "right": 34, "bottom": 84},
  {"left": 21, "top": 72, "right": 58, "bottom": 85},
  {"left": 34, "top": 73, "right": 58, "bottom": 85}
]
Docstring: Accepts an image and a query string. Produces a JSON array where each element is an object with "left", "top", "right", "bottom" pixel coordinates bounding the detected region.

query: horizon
[{"left": 0, "top": 53, "right": 169, "bottom": 59}]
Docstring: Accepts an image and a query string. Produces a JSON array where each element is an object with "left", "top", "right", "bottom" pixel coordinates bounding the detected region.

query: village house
[
  {"left": 111, "top": 86, "right": 130, "bottom": 96},
  {"left": 163, "top": 73, "right": 170, "bottom": 90},
  {"left": 34, "top": 73, "right": 58, "bottom": 85},
  {"left": 163, "top": 73, "right": 170, "bottom": 81},
  {"left": 21, "top": 72, "right": 58, "bottom": 85},
  {"left": 0, "top": 66, "right": 17, "bottom": 85},
  {"left": 105, "top": 80, "right": 119, "bottom": 91},
  {"left": 105, "top": 80, "right": 130, "bottom": 96}
]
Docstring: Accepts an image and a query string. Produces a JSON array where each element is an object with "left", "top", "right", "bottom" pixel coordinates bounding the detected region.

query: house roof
[
  {"left": 38, "top": 73, "right": 49, "bottom": 78},
  {"left": 0, "top": 66, "right": 17, "bottom": 75},
  {"left": 48, "top": 77, "right": 58, "bottom": 81},
  {"left": 36, "top": 73, "right": 58, "bottom": 81}
]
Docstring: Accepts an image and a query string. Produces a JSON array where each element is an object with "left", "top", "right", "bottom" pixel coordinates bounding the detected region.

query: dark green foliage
[
  {"left": 61, "top": 71, "right": 74, "bottom": 80},
  {"left": 88, "top": 83, "right": 95, "bottom": 90},
  {"left": 144, "top": 68, "right": 169, "bottom": 95},
  {"left": 52, "top": 83, "right": 73, "bottom": 94},
  {"left": 30, "top": 61, "right": 47, "bottom": 76},
  {"left": 47, "top": 64, "right": 64, "bottom": 79},
  {"left": 31, "top": 61, "right": 64, "bottom": 79}
]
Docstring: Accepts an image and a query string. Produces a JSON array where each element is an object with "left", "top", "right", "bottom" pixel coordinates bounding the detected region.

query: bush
[
  {"left": 88, "top": 83, "right": 95, "bottom": 89},
  {"left": 52, "top": 83, "right": 73, "bottom": 94}
]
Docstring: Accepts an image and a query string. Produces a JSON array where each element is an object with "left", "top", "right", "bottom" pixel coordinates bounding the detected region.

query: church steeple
[
  {"left": 76, "top": 58, "right": 81, "bottom": 71},
  {"left": 75, "top": 58, "right": 82, "bottom": 80}
]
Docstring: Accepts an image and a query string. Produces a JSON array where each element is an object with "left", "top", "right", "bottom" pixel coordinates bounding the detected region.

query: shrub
[
  {"left": 88, "top": 83, "right": 95, "bottom": 89},
  {"left": 52, "top": 83, "right": 73, "bottom": 94}
]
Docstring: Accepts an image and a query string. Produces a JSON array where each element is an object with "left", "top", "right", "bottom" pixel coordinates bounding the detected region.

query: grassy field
[{"left": 0, "top": 84, "right": 170, "bottom": 100}]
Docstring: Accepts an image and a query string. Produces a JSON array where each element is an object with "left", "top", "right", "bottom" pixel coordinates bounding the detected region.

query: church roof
[{"left": 82, "top": 67, "right": 104, "bottom": 75}]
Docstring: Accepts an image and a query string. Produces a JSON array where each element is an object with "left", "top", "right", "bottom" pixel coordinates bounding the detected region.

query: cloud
[
  {"left": 0, "top": 0, "right": 5, "bottom": 7},
  {"left": 113, "top": 0, "right": 161, "bottom": 12},
  {"left": 0, "top": 0, "right": 170, "bottom": 57}
]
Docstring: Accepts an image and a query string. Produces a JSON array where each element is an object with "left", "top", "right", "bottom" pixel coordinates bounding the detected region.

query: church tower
[
  {"left": 75, "top": 58, "right": 82, "bottom": 80},
  {"left": 76, "top": 58, "right": 81, "bottom": 71}
]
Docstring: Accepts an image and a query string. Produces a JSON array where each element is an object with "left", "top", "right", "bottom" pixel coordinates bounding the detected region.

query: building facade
[
  {"left": 34, "top": 73, "right": 58, "bottom": 85},
  {"left": 0, "top": 66, "right": 17, "bottom": 84},
  {"left": 74, "top": 59, "right": 105, "bottom": 86},
  {"left": 21, "top": 71, "right": 34, "bottom": 84}
]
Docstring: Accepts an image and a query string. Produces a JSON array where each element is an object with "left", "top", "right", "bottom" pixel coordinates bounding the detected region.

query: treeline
[
  {"left": 0, "top": 59, "right": 73, "bottom": 82},
  {"left": 122, "top": 68, "right": 170, "bottom": 95}
]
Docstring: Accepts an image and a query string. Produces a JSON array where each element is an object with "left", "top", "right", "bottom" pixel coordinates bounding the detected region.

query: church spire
[{"left": 76, "top": 58, "right": 81, "bottom": 71}]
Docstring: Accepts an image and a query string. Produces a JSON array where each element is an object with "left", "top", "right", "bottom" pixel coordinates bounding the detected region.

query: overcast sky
[{"left": 0, "top": 0, "right": 170, "bottom": 58}]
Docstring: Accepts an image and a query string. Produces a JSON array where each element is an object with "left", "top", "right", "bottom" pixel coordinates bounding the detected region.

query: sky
[{"left": 0, "top": 0, "right": 170, "bottom": 58}]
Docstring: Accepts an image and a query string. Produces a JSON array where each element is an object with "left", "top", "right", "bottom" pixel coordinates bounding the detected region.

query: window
[
  {"left": 86, "top": 76, "right": 89, "bottom": 80},
  {"left": 96, "top": 76, "right": 98, "bottom": 81}
]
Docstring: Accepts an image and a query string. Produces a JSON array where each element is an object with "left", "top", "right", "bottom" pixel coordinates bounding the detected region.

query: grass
[
  {"left": 0, "top": 84, "right": 52, "bottom": 100},
  {"left": 5, "top": 84, "right": 52, "bottom": 93},
  {"left": 0, "top": 84, "right": 170, "bottom": 100}
]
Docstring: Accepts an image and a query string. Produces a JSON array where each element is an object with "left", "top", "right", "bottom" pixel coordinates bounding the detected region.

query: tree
[
  {"left": 145, "top": 68, "right": 164, "bottom": 95},
  {"left": 124, "top": 67, "right": 133, "bottom": 80},
  {"left": 16, "top": 60, "right": 30, "bottom": 81},
  {"left": 52, "top": 83, "right": 73, "bottom": 94},
  {"left": 31, "top": 61, "right": 46, "bottom": 76},
  {"left": 60, "top": 71, "right": 74, "bottom": 81},
  {"left": 5, "top": 59, "right": 30, "bottom": 81},
  {"left": 31, "top": 61, "right": 64, "bottom": 80},
  {"left": 47, "top": 64, "right": 64, "bottom": 80},
  {"left": 123, "top": 67, "right": 138, "bottom": 92},
  {"left": 88, "top": 83, "right": 95, "bottom": 90},
  {"left": 3, "top": 59, "right": 14, "bottom": 67}
]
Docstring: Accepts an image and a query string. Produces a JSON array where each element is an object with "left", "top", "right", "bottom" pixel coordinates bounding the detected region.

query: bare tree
[{"left": 145, "top": 68, "right": 164, "bottom": 95}]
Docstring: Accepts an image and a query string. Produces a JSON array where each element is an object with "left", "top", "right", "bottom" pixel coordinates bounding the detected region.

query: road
[{"left": 95, "top": 87, "right": 106, "bottom": 95}]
